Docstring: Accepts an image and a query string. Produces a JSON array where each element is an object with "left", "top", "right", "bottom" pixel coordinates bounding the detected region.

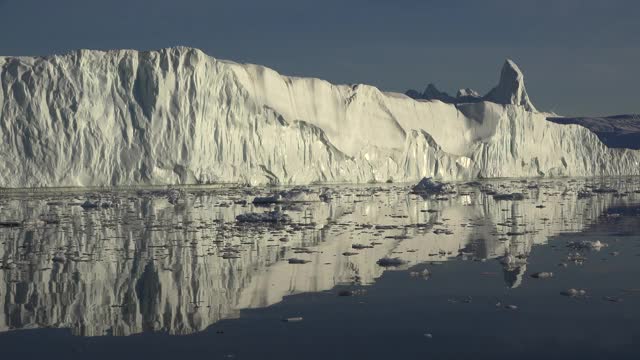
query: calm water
[{"left": 1, "top": 178, "right": 639, "bottom": 359}]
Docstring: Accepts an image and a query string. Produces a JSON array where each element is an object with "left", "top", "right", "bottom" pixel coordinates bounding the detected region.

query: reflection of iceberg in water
[
  {"left": 0, "top": 179, "right": 638, "bottom": 336},
  {"left": 502, "top": 261, "right": 527, "bottom": 289}
]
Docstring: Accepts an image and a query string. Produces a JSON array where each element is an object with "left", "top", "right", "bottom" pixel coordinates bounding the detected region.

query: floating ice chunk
[
  {"left": 80, "top": 200, "right": 100, "bottom": 209},
  {"left": 252, "top": 195, "right": 281, "bottom": 205},
  {"left": 166, "top": 189, "right": 185, "bottom": 205},
  {"left": 80, "top": 199, "right": 116, "bottom": 209},
  {"left": 410, "top": 269, "right": 431, "bottom": 279},
  {"left": 591, "top": 187, "right": 618, "bottom": 194},
  {"left": 411, "top": 177, "right": 454, "bottom": 195},
  {"left": 252, "top": 189, "right": 320, "bottom": 205},
  {"left": 236, "top": 211, "right": 291, "bottom": 223},
  {"left": 376, "top": 257, "right": 408, "bottom": 267},
  {"left": 287, "top": 258, "right": 311, "bottom": 264},
  {"left": 577, "top": 189, "right": 593, "bottom": 199},
  {"left": 561, "top": 288, "right": 587, "bottom": 297},
  {"left": 530, "top": 272, "right": 554, "bottom": 279},
  {"left": 319, "top": 189, "right": 333, "bottom": 202},
  {"left": 493, "top": 193, "right": 525, "bottom": 201},
  {"left": 282, "top": 317, "right": 304, "bottom": 322},
  {"left": 137, "top": 188, "right": 185, "bottom": 204},
  {"left": 351, "top": 244, "right": 373, "bottom": 250},
  {"left": 567, "top": 240, "right": 607, "bottom": 251},
  {"left": 279, "top": 189, "right": 320, "bottom": 202}
]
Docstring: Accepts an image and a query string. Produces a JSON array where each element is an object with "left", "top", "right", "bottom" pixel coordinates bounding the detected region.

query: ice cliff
[{"left": 1, "top": 47, "right": 638, "bottom": 187}]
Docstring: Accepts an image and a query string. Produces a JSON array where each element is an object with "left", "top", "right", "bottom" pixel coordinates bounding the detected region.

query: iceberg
[{"left": 1, "top": 47, "right": 639, "bottom": 187}]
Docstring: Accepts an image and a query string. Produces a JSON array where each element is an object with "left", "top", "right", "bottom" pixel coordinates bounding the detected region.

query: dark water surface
[{"left": 1, "top": 178, "right": 639, "bottom": 359}]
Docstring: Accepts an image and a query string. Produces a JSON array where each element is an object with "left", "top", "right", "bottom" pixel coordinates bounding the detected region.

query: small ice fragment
[
  {"left": 376, "top": 257, "right": 407, "bottom": 267},
  {"left": 288, "top": 258, "right": 311, "bottom": 264},
  {"left": 236, "top": 211, "right": 291, "bottom": 223},
  {"left": 282, "top": 317, "right": 304, "bottom": 322},
  {"left": 530, "top": 272, "right": 554, "bottom": 279},
  {"left": 80, "top": 200, "right": 99, "bottom": 209},
  {"left": 252, "top": 195, "right": 281, "bottom": 205},
  {"left": 567, "top": 240, "right": 607, "bottom": 251},
  {"left": 560, "top": 288, "right": 587, "bottom": 297}
]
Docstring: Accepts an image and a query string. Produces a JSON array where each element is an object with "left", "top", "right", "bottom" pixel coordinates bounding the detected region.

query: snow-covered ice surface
[{"left": 1, "top": 47, "right": 640, "bottom": 187}]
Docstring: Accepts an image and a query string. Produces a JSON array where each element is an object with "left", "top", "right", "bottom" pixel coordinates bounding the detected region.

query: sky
[{"left": 0, "top": 0, "right": 638, "bottom": 116}]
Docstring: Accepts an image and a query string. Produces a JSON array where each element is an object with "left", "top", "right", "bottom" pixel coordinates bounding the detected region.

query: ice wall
[{"left": 1, "top": 47, "right": 638, "bottom": 187}]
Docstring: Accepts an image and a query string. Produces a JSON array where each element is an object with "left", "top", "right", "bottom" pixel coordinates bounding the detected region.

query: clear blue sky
[{"left": 1, "top": 0, "right": 638, "bottom": 116}]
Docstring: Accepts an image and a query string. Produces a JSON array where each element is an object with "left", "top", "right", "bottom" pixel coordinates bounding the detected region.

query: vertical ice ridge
[{"left": 484, "top": 59, "right": 536, "bottom": 112}]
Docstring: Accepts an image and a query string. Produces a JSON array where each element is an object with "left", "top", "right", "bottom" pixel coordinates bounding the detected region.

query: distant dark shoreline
[{"left": 547, "top": 114, "right": 640, "bottom": 150}]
